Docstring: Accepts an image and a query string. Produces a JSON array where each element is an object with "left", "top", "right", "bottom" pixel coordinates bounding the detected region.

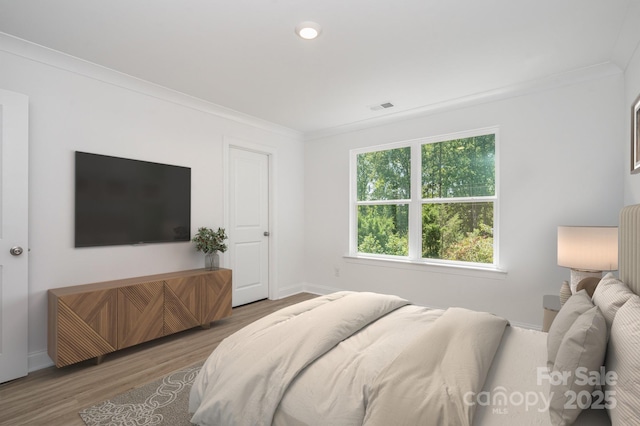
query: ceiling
[{"left": 1, "top": 0, "right": 639, "bottom": 136}]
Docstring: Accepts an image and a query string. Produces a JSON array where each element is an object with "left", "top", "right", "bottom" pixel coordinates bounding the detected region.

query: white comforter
[{"left": 189, "top": 292, "right": 508, "bottom": 426}]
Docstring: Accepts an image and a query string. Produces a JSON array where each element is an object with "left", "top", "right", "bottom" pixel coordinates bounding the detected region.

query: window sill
[{"left": 343, "top": 255, "right": 508, "bottom": 280}]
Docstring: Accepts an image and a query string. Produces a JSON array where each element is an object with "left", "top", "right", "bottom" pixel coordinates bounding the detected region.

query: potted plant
[{"left": 192, "top": 227, "right": 228, "bottom": 270}]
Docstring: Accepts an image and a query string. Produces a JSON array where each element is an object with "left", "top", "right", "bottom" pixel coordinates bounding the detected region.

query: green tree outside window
[{"left": 354, "top": 132, "right": 496, "bottom": 265}]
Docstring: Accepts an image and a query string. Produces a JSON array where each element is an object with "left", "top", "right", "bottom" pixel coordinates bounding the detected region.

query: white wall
[
  {"left": 0, "top": 36, "right": 305, "bottom": 370},
  {"left": 624, "top": 43, "right": 640, "bottom": 204},
  {"left": 304, "top": 74, "right": 625, "bottom": 328}
]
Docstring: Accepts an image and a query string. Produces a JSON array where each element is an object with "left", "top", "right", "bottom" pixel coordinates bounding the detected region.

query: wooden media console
[{"left": 48, "top": 268, "right": 232, "bottom": 367}]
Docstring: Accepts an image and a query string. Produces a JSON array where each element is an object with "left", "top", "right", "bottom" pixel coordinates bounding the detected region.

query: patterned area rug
[{"left": 79, "top": 364, "right": 202, "bottom": 426}]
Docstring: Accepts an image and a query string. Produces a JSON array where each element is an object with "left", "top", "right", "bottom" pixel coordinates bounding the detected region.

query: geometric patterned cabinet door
[
  {"left": 48, "top": 289, "right": 117, "bottom": 367},
  {"left": 164, "top": 277, "right": 201, "bottom": 335},
  {"left": 117, "top": 281, "right": 164, "bottom": 349},
  {"left": 48, "top": 268, "right": 232, "bottom": 367},
  {"left": 200, "top": 269, "right": 232, "bottom": 324}
]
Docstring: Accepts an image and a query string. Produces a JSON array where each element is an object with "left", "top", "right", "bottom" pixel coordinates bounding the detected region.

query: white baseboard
[
  {"left": 510, "top": 320, "right": 543, "bottom": 331},
  {"left": 28, "top": 350, "right": 54, "bottom": 372},
  {"left": 276, "top": 282, "right": 344, "bottom": 299},
  {"left": 302, "top": 282, "right": 342, "bottom": 295},
  {"left": 277, "top": 283, "right": 306, "bottom": 299}
]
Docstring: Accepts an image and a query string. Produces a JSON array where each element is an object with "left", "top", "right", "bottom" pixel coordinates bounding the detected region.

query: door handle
[
  {"left": 263, "top": 231, "right": 270, "bottom": 237},
  {"left": 10, "top": 246, "right": 24, "bottom": 256}
]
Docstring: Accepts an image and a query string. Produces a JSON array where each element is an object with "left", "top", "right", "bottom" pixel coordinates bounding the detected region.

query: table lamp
[{"left": 557, "top": 226, "right": 618, "bottom": 294}]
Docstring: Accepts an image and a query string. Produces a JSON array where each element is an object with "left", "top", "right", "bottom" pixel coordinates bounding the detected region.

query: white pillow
[
  {"left": 592, "top": 273, "right": 634, "bottom": 331},
  {"left": 549, "top": 305, "right": 607, "bottom": 426},
  {"left": 547, "top": 290, "right": 593, "bottom": 368},
  {"left": 605, "top": 294, "right": 640, "bottom": 425}
]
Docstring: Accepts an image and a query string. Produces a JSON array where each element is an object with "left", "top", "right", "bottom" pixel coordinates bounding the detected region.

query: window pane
[
  {"left": 422, "top": 135, "right": 495, "bottom": 198},
  {"left": 422, "top": 202, "right": 493, "bottom": 263},
  {"left": 357, "top": 147, "right": 410, "bottom": 201},
  {"left": 358, "top": 204, "right": 409, "bottom": 256}
]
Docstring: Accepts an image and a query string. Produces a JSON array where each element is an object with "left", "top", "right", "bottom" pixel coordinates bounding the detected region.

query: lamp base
[
  {"left": 570, "top": 269, "right": 602, "bottom": 294},
  {"left": 559, "top": 281, "right": 572, "bottom": 305}
]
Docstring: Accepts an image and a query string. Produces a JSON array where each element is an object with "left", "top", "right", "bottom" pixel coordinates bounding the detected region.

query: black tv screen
[{"left": 75, "top": 151, "right": 191, "bottom": 247}]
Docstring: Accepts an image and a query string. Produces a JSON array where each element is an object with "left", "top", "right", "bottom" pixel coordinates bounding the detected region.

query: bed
[{"left": 188, "top": 204, "right": 640, "bottom": 426}]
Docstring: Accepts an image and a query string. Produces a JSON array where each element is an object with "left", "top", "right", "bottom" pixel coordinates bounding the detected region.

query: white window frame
[{"left": 349, "top": 126, "right": 500, "bottom": 270}]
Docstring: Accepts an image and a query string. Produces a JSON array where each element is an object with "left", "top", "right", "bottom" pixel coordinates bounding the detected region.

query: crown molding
[
  {"left": 304, "top": 62, "right": 623, "bottom": 142},
  {"left": 0, "top": 32, "right": 624, "bottom": 143},
  {"left": 0, "top": 32, "right": 303, "bottom": 140},
  {"left": 611, "top": 0, "right": 640, "bottom": 72}
]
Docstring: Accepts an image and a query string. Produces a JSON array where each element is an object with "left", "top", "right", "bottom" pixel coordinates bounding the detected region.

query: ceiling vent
[{"left": 370, "top": 102, "right": 395, "bottom": 111}]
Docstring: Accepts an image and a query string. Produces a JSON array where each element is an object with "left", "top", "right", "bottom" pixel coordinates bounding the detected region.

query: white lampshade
[
  {"left": 557, "top": 226, "right": 618, "bottom": 293},
  {"left": 557, "top": 226, "right": 618, "bottom": 271}
]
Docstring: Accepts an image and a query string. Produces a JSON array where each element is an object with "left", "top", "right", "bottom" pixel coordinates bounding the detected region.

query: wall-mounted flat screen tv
[{"left": 75, "top": 151, "right": 191, "bottom": 248}]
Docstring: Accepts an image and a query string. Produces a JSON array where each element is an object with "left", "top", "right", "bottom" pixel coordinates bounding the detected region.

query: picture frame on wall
[{"left": 633, "top": 94, "right": 640, "bottom": 174}]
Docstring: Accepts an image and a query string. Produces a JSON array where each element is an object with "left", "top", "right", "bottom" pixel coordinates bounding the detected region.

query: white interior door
[
  {"left": 229, "top": 147, "right": 269, "bottom": 306},
  {"left": 0, "top": 89, "right": 29, "bottom": 383}
]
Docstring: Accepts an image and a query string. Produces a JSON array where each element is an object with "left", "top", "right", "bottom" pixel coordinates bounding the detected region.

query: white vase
[{"left": 205, "top": 252, "right": 220, "bottom": 270}]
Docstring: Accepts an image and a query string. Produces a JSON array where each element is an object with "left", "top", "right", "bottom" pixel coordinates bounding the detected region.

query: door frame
[{"left": 223, "top": 136, "right": 278, "bottom": 301}]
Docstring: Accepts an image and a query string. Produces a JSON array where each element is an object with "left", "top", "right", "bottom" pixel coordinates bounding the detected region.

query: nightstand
[{"left": 542, "top": 294, "right": 562, "bottom": 332}]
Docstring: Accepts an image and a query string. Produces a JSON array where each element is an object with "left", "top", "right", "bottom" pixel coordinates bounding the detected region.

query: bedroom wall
[
  {"left": 623, "top": 42, "right": 640, "bottom": 204},
  {"left": 303, "top": 73, "right": 625, "bottom": 328},
  {"left": 0, "top": 36, "right": 305, "bottom": 370}
]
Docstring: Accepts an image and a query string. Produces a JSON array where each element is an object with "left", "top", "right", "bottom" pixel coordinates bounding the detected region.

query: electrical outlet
[{"left": 334, "top": 267, "right": 340, "bottom": 277}]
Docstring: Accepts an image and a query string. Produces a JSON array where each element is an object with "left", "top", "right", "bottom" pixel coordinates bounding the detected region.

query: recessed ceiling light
[{"left": 295, "top": 21, "right": 322, "bottom": 40}]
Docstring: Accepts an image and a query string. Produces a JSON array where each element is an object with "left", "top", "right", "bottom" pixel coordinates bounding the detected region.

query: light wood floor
[{"left": 0, "top": 293, "right": 317, "bottom": 426}]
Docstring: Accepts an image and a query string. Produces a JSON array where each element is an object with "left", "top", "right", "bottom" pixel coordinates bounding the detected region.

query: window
[{"left": 350, "top": 128, "right": 498, "bottom": 268}]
